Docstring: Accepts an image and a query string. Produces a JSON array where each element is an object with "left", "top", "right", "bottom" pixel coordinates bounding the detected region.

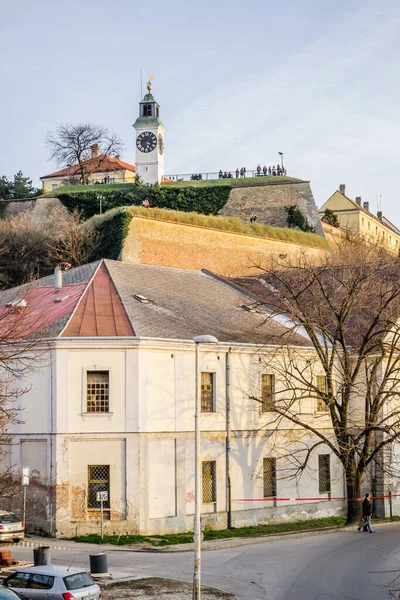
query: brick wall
[{"left": 122, "top": 217, "right": 326, "bottom": 276}]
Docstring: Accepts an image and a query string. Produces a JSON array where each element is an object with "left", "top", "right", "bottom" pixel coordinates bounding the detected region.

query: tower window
[
  {"left": 143, "top": 105, "right": 152, "bottom": 117},
  {"left": 156, "top": 106, "right": 159, "bottom": 117}
]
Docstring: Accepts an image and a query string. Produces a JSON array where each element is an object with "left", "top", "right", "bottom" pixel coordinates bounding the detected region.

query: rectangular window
[
  {"left": 316, "top": 375, "right": 328, "bottom": 412},
  {"left": 86, "top": 371, "right": 109, "bottom": 413},
  {"left": 261, "top": 374, "right": 275, "bottom": 412},
  {"left": 368, "top": 221, "right": 370, "bottom": 230},
  {"left": 202, "top": 461, "right": 216, "bottom": 503},
  {"left": 88, "top": 465, "right": 110, "bottom": 509},
  {"left": 143, "top": 104, "right": 152, "bottom": 116},
  {"left": 263, "top": 457, "right": 277, "bottom": 498},
  {"left": 318, "top": 454, "right": 331, "bottom": 494},
  {"left": 201, "top": 372, "right": 215, "bottom": 412}
]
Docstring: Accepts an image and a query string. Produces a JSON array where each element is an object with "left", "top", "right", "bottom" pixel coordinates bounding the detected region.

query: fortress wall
[
  {"left": 218, "top": 182, "right": 324, "bottom": 236},
  {"left": 121, "top": 217, "right": 327, "bottom": 276}
]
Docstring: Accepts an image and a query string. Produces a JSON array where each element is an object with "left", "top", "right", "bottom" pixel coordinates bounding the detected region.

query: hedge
[{"left": 56, "top": 183, "right": 231, "bottom": 220}]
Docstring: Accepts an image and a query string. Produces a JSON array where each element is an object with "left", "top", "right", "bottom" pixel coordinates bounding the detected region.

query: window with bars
[
  {"left": 202, "top": 461, "right": 216, "bottom": 504},
  {"left": 316, "top": 375, "right": 328, "bottom": 412},
  {"left": 263, "top": 457, "right": 277, "bottom": 498},
  {"left": 143, "top": 104, "right": 153, "bottom": 116},
  {"left": 201, "top": 372, "right": 215, "bottom": 412},
  {"left": 86, "top": 371, "right": 109, "bottom": 413},
  {"left": 261, "top": 374, "right": 275, "bottom": 412},
  {"left": 318, "top": 454, "right": 331, "bottom": 494},
  {"left": 88, "top": 465, "right": 110, "bottom": 509}
]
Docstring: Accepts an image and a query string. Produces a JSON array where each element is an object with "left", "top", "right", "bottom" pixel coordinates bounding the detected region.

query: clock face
[
  {"left": 158, "top": 134, "right": 164, "bottom": 155},
  {"left": 136, "top": 131, "right": 157, "bottom": 153}
]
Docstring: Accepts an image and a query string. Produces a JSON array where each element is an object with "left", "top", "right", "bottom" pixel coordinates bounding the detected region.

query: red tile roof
[
  {"left": 41, "top": 155, "right": 136, "bottom": 180},
  {"left": 62, "top": 263, "right": 134, "bottom": 337},
  {"left": 0, "top": 283, "right": 87, "bottom": 339}
]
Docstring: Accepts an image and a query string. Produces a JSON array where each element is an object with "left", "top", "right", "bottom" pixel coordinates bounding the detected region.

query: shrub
[{"left": 284, "top": 205, "right": 315, "bottom": 233}]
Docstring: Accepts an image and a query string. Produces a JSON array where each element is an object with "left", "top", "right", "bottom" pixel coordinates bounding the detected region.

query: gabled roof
[
  {"left": 320, "top": 190, "right": 400, "bottom": 236},
  {"left": 0, "top": 260, "right": 309, "bottom": 346},
  {"left": 41, "top": 155, "right": 136, "bottom": 180}
]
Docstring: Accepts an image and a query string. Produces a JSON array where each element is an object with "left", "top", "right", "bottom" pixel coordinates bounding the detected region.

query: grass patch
[
  {"left": 67, "top": 516, "right": 346, "bottom": 546},
  {"left": 47, "top": 176, "right": 304, "bottom": 197},
  {"left": 90, "top": 206, "right": 329, "bottom": 251},
  {"left": 162, "top": 175, "right": 305, "bottom": 188}
]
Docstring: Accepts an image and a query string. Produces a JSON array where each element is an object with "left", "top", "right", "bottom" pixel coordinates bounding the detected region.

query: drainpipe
[{"left": 226, "top": 348, "right": 232, "bottom": 529}]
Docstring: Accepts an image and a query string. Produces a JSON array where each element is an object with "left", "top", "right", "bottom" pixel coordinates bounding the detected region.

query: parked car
[
  {"left": 0, "top": 511, "right": 24, "bottom": 542},
  {"left": 2, "top": 566, "right": 101, "bottom": 600},
  {"left": 0, "top": 587, "right": 26, "bottom": 600}
]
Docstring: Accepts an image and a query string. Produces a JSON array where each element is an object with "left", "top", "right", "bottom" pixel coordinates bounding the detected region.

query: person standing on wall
[{"left": 357, "top": 492, "right": 375, "bottom": 533}]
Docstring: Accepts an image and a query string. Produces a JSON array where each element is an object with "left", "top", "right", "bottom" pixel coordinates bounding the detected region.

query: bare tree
[
  {"left": 0, "top": 213, "right": 54, "bottom": 286},
  {"left": 48, "top": 209, "right": 100, "bottom": 266},
  {"left": 0, "top": 285, "right": 49, "bottom": 498},
  {"left": 46, "top": 123, "right": 123, "bottom": 184},
  {"left": 244, "top": 235, "right": 400, "bottom": 524}
]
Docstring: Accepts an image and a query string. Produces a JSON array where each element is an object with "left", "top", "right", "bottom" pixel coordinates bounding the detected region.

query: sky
[{"left": 1, "top": 0, "right": 400, "bottom": 221}]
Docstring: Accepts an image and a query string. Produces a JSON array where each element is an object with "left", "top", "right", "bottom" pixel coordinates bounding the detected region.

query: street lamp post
[
  {"left": 98, "top": 195, "right": 105, "bottom": 215},
  {"left": 278, "top": 152, "right": 284, "bottom": 170},
  {"left": 193, "top": 334, "right": 219, "bottom": 600}
]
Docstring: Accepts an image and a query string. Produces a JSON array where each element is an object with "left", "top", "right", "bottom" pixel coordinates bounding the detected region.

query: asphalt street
[{"left": 7, "top": 525, "right": 400, "bottom": 600}]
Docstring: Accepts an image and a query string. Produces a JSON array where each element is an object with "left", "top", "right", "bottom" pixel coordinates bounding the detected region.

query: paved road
[{"left": 8, "top": 526, "right": 400, "bottom": 600}]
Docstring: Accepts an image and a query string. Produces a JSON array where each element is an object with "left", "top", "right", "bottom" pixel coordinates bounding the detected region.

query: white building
[{"left": 2, "top": 260, "right": 350, "bottom": 537}]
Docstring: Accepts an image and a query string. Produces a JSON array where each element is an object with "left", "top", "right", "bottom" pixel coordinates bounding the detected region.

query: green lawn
[
  {"left": 162, "top": 175, "right": 305, "bottom": 188},
  {"left": 67, "top": 516, "right": 346, "bottom": 547},
  {"left": 48, "top": 175, "right": 304, "bottom": 197}
]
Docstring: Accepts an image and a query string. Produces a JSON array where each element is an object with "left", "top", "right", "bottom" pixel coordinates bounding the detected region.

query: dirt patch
[{"left": 101, "top": 577, "right": 235, "bottom": 599}]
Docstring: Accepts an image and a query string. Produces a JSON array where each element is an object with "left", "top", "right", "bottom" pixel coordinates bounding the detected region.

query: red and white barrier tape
[{"left": 233, "top": 493, "right": 400, "bottom": 503}]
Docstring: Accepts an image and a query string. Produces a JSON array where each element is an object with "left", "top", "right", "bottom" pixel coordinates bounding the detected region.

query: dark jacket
[{"left": 362, "top": 497, "right": 372, "bottom": 517}]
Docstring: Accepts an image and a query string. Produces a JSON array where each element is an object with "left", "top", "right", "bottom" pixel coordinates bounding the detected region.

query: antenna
[
  {"left": 380, "top": 194, "right": 382, "bottom": 212},
  {"left": 66, "top": 557, "right": 75, "bottom": 572},
  {"left": 140, "top": 69, "right": 143, "bottom": 98}
]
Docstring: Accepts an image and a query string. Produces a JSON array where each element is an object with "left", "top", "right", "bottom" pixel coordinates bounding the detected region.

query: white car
[
  {"left": 2, "top": 566, "right": 101, "bottom": 600},
  {"left": 0, "top": 511, "right": 24, "bottom": 542}
]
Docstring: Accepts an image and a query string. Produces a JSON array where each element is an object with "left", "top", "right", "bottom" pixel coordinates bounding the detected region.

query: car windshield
[
  {"left": 0, "top": 514, "right": 20, "bottom": 524},
  {"left": 64, "top": 573, "right": 95, "bottom": 591}
]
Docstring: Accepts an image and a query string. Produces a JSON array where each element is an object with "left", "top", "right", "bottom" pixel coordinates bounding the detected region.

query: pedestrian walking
[
  {"left": 243, "top": 166, "right": 246, "bottom": 177},
  {"left": 357, "top": 492, "right": 374, "bottom": 533},
  {"left": 236, "top": 168, "right": 240, "bottom": 178},
  {"left": 219, "top": 170, "right": 223, "bottom": 179},
  {"left": 257, "top": 164, "right": 261, "bottom": 176}
]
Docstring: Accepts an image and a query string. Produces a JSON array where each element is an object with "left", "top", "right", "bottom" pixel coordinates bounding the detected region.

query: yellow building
[
  {"left": 40, "top": 144, "right": 136, "bottom": 192},
  {"left": 319, "top": 184, "right": 400, "bottom": 254}
]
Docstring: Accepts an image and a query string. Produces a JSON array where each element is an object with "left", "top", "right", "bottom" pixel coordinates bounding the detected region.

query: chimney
[
  {"left": 377, "top": 211, "right": 383, "bottom": 221},
  {"left": 91, "top": 143, "right": 100, "bottom": 158},
  {"left": 339, "top": 184, "right": 346, "bottom": 195},
  {"left": 54, "top": 262, "right": 72, "bottom": 292},
  {"left": 54, "top": 265, "right": 62, "bottom": 292},
  {"left": 355, "top": 196, "right": 362, "bottom": 205},
  {"left": 363, "top": 201, "right": 369, "bottom": 212}
]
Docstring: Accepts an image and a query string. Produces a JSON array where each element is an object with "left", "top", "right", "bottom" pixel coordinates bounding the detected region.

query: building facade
[
  {"left": 320, "top": 184, "right": 400, "bottom": 253},
  {"left": 1, "top": 260, "right": 358, "bottom": 537}
]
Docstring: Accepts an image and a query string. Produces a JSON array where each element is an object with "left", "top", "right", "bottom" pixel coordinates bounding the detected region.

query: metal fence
[{"left": 165, "top": 169, "right": 287, "bottom": 182}]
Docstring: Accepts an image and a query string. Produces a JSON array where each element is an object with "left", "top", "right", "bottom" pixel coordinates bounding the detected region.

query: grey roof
[
  {"left": 104, "top": 260, "right": 307, "bottom": 345},
  {"left": 35, "top": 261, "right": 100, "bottom": 287}
]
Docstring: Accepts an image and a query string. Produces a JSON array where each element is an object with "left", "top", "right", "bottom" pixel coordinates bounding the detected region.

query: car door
[{"left": 25, "top": 574, "right": 55, "bottom": 600}]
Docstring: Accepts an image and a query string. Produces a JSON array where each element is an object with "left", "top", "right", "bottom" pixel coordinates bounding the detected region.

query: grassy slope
[
  {"left": 49, "top": 175, "right": 304, "bottom": 196},
  {"left": 90, "top": 206, "right": 329, "bottom": 250}
]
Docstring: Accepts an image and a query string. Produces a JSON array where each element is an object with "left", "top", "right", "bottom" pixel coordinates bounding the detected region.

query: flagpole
[{"left": 140, "top": 69, "right": 143, "bottom": 98}]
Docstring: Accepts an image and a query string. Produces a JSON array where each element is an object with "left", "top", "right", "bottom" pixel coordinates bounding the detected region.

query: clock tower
[{"left": 133, "top": 81, "right": 166, "bottom": 184}]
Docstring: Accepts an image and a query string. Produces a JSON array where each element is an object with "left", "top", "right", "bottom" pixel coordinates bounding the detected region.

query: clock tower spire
[{"left": 133, "top": 80, "right": 166, "bottom": 185}]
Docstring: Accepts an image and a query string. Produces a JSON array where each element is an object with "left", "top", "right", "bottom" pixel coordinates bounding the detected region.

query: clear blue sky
[{"left": 2, "top": 0, "right": 400, "bottom": 222}]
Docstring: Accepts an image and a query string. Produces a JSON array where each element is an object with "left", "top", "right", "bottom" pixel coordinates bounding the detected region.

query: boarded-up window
[
  {"left": 261, "top": 374, "right": 275, "bottom": 412},
  {"left": 88, "top": 465, "right": 110, "bottom": 509},
  {"left": 263, "top": 457, "right": 277, "bottom": 497},
  {"left": 316, "top": 375, "right": 328, "bottom": 412},
  {"left": 87, "top": 371, "right": 109, "bottom": 413},
  {"left": 202, "top": 461, "right": 216, "bottom": 503},
  {"left": 318, "top": 454, "right": 331, "bottom": 494},
  {"left": 201, "top": 372, "right": 215, "bottom": 412}
]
